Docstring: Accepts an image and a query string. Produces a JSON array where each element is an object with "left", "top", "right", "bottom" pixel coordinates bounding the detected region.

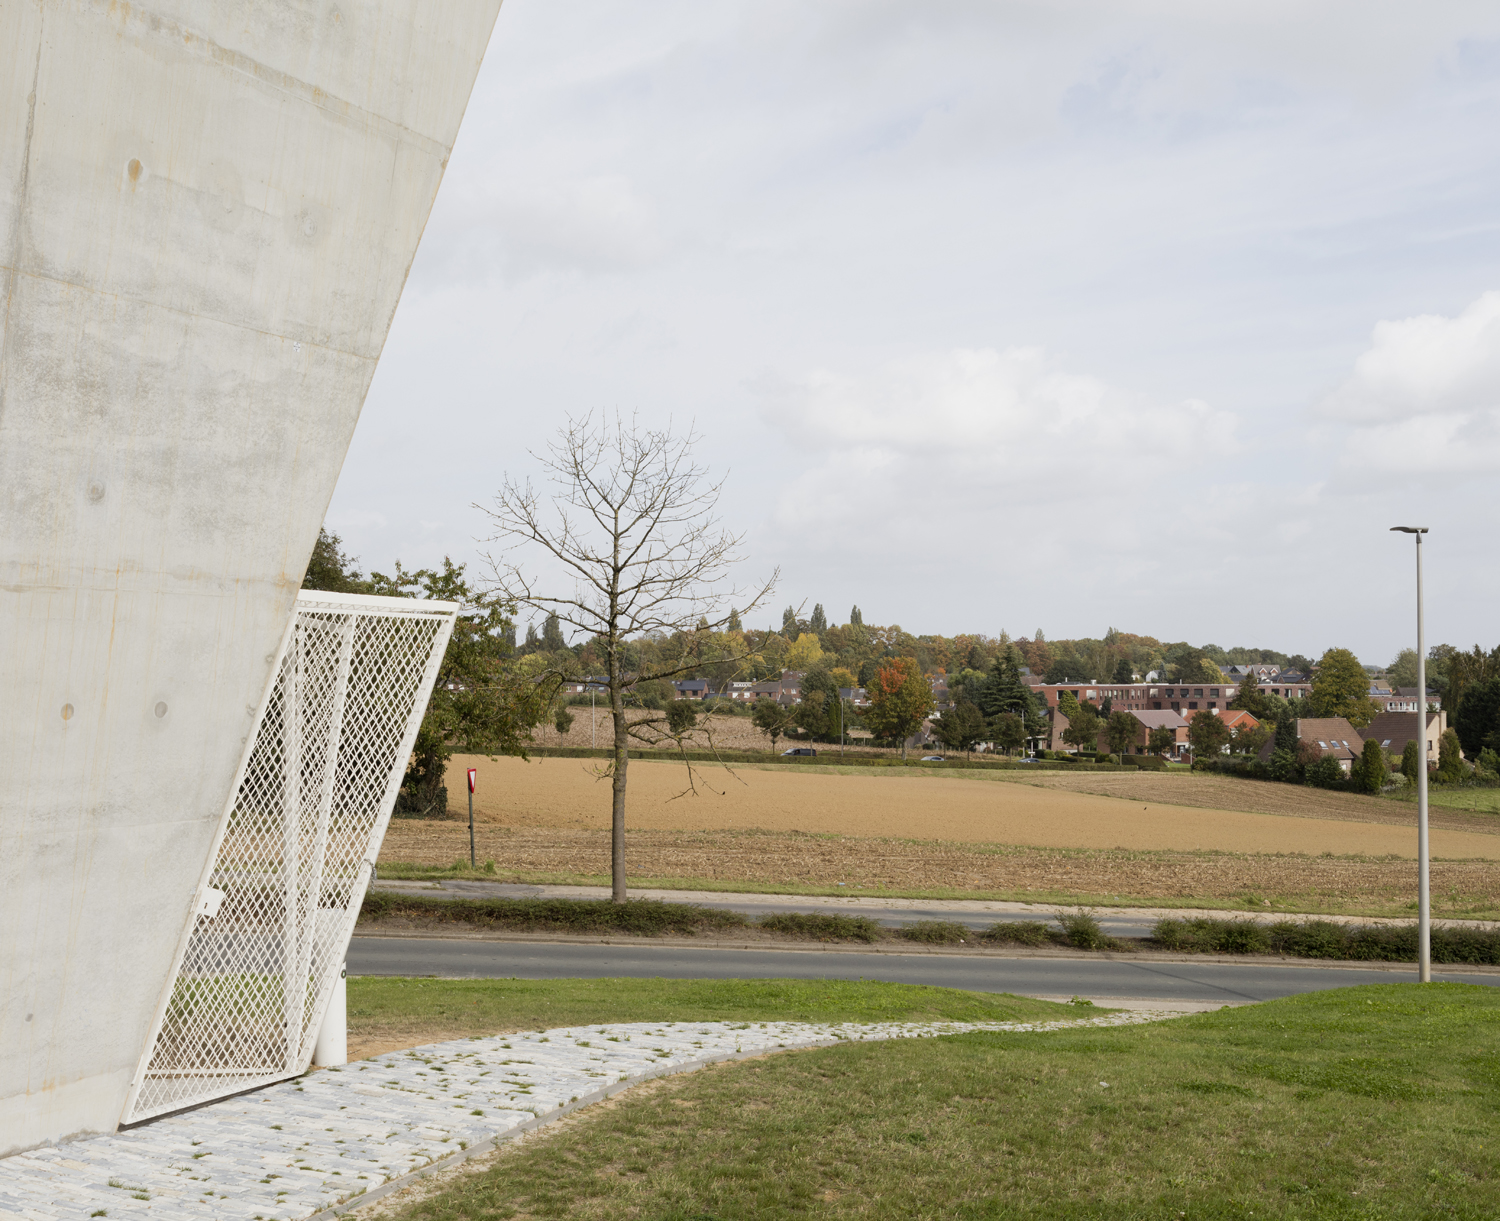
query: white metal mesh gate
[{"left": 123, "top": 591, "right": 457, "bottom": 1123}]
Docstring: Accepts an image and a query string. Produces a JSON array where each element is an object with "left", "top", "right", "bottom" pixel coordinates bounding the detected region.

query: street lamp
[{"left": 1390, "top": 526, "right": 1430, "bottom": 983}]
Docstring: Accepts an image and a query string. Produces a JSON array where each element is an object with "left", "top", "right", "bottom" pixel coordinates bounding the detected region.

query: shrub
[
  {"left": 1058, "top": 910, "right": 1116, "bottom": 950},
  {"left": 897, "top": 920, "right": 970, "bottom": 944},
  {"left": 1402, "top": 738, "right": 1421, "bottom": 783},
  {"left": 1131, "top": 754, "right": 1169, "bottom": 771},
  {"left": 1151, "top": 915, "right": 1500, "bottom": 965},
  {"left": 1437, "top": 728, "right": 1468, "bottom": 783},
  {"left": 757, "top": 912, "right": 882, "bottom": 943},
  {"left": 982, "top": 921, "right": 1055, "bottom": 947},
  {"left": 359, "top": 894, "right": 747, "bottom": 936},
  {"left": 1304, "top": 755, "right": 1346, "bottom": 790}
]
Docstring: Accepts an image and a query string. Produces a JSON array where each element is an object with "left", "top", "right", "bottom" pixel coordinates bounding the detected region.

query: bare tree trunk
[{"left": 610, "top": 677, "right": 628, "bottom": 903}]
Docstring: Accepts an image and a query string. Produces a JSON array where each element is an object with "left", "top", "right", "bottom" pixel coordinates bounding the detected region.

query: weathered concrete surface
[{"left": 0, "top": 0, "right": 502, "bottom": 1156}]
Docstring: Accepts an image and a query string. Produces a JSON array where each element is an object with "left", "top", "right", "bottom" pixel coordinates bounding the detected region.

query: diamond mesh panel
[{"left": 124, "top": 593, "right": 456, "bottom": 1122}]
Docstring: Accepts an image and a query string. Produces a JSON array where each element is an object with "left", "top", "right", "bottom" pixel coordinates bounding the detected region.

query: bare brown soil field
[
  {"left": 376, "top": 824, "right": 1500, "bottom": 917},
  {"left": 436, "top": 753, "right": 1500, "bottom": 859}
]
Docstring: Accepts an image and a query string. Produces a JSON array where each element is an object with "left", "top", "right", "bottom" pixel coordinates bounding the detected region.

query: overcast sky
[{"left": 327, "top": 1, "right": 1500, "bottom": 665}]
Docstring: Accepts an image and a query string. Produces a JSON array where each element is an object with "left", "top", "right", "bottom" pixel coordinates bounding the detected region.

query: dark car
[{"left": 781, "top": 747, "right": 818, "bottom": 756}]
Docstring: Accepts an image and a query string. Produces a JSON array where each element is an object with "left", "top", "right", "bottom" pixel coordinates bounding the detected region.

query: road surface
[{"left": 348, "top": 936, "right": 1496, "bottom": 1006}]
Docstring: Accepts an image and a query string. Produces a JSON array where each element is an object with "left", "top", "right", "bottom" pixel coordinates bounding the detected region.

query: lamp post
[{"left": 1390, "top": 526, "right": 1430, "bottom": 983}]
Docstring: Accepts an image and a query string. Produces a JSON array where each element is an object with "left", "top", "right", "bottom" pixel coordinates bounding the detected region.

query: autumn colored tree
[{"left": 864, "top": 657, "right": 936, "bottom": 760}]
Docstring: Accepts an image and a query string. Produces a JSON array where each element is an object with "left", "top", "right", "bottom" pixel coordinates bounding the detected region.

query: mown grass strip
[
  {"left": 376, "top": 983, "right": 1500, "bottom": 1221},
  {"left": 346, "top": 977, "right": 1080, "bottom": 1045}
]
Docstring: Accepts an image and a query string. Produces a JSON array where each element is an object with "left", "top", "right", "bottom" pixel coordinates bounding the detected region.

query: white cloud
[
  {"left": 1322, "top": 291, "right": 1500, "bottom": 475},
  {"left": 759, "top": 346, "right": 1239, "bottom": 551}
]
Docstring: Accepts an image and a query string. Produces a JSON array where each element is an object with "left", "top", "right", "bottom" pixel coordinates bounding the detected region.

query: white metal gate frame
[{"left": 121, "top": 591, "right": 457, "bottom": 1124}]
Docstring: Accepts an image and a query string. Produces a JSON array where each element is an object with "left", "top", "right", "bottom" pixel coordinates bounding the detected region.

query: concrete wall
[{"left": 0, "top": 0, "right": 502, "bottom": 1155}]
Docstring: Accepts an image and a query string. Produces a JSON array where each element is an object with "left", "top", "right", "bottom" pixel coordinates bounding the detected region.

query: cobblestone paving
[{"left": 0, "top": 1010, "right": 1177, "bottom": 1220}]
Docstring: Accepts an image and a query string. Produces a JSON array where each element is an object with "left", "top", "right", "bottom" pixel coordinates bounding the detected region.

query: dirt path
[{"left": 442, "top": 754, "right": 1500, "bottom": 860}]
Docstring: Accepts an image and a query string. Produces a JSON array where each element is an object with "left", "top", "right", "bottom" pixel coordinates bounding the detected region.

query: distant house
[
  {"left": 747, "top": 670, "right": 804, "bottom": 705},
  {"left": 725, "top": 681, "right": 758, "bottom": 702},
  {"left": 1377, "top": 687, "right": 1442, "bottom": 713},
  {"left": 1363, "top": 710, "right": 1446, "bottom": 764},
  {"left": 560, "top": 677, "right": 608, "bottom": 695},
  {"left": 672, "top": 679, "right": 710, "bottom": 700},
  {"left": 1258, "top": 717, "right": 1364, "bottom": 773},
  {"left": 839, "top": 686, "right": 870, "bottom": 708},
  {"left": 1218, "top": 709, "right": 1260, "bottom": 733},
  {"left": 1028, "top": 680, "right": 1240, "bottom": 715},
  {"left": 1088, "top": 708, "right": 1189, "bottom": 759}
]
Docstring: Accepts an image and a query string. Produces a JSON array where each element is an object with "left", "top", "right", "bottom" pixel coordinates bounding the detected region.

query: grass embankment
[
  {"left": 377, "top": 983, "right": 1500, "bottom": 1221},
  {"left": 345, "top": 977, "right": 1075, "bottom": 1060}
]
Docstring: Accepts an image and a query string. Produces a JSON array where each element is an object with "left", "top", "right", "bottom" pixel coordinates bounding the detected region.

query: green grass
[
  {"left": 380, "top": 983, "right": 1500, "bottom": 1220},
  {"left": 1386, "top": 784, "right": 1500, "bottom": 815},
  {"left": 346, "top": 977, "right": 1079, "bottom": 1046}
]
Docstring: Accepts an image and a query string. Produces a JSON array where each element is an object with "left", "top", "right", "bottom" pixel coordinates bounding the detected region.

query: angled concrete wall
[{"left": 0, "top": 0, "right": 502, "bottom": 1155}]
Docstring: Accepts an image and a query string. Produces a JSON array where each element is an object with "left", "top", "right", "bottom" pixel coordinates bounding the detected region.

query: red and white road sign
[{"left": 466, "top": 768, "right": 477, "bottom": 794}]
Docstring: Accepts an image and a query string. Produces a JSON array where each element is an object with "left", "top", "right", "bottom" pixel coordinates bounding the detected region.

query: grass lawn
[
  {"left": 1388, "top": 785, "right": 1500, "bottom": 815},
  {"left": 376, "top": 983, "right": 1500, "bottom": 1220},
  {"left": 346, "top": 977, "right": 1077, "bottom": 1059}
]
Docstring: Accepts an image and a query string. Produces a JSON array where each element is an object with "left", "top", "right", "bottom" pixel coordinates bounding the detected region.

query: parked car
[
  {"left": 920, "top": 755, "right": 945, "bottom": 762},
  {"left": 781, "top": 747, "right": 817, "bottom": 756}
]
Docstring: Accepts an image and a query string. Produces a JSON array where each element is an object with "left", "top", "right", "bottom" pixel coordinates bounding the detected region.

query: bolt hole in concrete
[
  {"left": 60, "top": 704, "right": 73, "bottom": 721},
  {"left": 86, "top": 481, "right": 104, "bottom": 500},
  {"left": 154, "top": 702, "right": 168, "bottom": 718}
]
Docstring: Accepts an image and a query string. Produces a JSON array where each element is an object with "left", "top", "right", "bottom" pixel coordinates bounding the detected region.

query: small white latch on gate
[{"left": 196, "top": 887, "right": 226, "bottom": 919}]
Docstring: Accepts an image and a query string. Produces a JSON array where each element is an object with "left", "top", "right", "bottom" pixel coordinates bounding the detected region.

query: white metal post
[
  {"left": 1415, "top": 532, "right": 1430, "bottom": 982},
  {"left": 282, "top": 626, "right": 304, "bottom": 1070},
  {"left": 312, "top": 963, "right": 347, "bottom": 1067},
  {"left": 1392, "top": 526, "right": 1431, "bottom": 983}
]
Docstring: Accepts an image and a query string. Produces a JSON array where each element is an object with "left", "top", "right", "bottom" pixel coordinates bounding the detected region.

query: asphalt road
[{"left": 347, "top": 937, "right": 1498, "bottom": 1005}]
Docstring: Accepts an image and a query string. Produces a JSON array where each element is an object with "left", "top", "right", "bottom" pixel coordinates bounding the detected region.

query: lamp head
[{"left": 1389, "top": 526, "right": 1429, "bottom": 534}]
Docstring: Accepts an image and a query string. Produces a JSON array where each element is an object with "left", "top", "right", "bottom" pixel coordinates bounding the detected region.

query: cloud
[
  {"left": 758, "top": 346, "right": 1239, "bottom": 551},
  {"left": 1323, "top": 291, "right": 1500, "bottom": 475}
]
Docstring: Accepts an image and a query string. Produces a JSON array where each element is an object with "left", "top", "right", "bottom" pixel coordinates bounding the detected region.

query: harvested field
[
  {"left": 436, "top": 753, "right": 1500, "bottom": 859},
  {"left": 989, "top": 768, "right": 1500, "bottom": 833},
  {"left": 376, "top": 825, "right": 1500, "bottom": 918}
]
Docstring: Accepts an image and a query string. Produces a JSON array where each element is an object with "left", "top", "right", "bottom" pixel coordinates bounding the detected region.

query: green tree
[
  {"left": 1228, "top": 670, "right": 1276, "bottom": 719},
  {"left": 1387, "top": 648, "right": 1419, "bottom": 690},
  {"left": 1061, "top": 703, "right": 1101, "bottom": 753},
  {"left": 795, "top": 689, "right": 829, "bottom": 739},
  {"left": 341, "top": 556, "right": 545, "bottom": 818},
  {"left": 865, "top": 657, "right": 936, "bottom": 760},
  {"left": 1187, "top": 710, "right": 1230, "bottom": 760},
  {"left": 1351, "top": 738, "right": 1387, "bottom": 795},
  {"left": 1436, "top": 728, "right": 1467, "bottom": 783},
  {"left": 542, "top": 612, "right": 566, "bottom": 653},
  {"left": 992, "top": 711, "right": 1026, "bottom": 756},
  {"left": 1106, "top": 710, "right": 1138, "bottom": 757},
  {"left": 933, "top": 700, "right": 986, "bottom": 760},
  {"left": 1309, "top": 648, "right": 1380, "bottom": 728},
  {"left": 810, "top": 603, "right": 827, "bottom": 634},
  {"left": 751, "top": 697, "right": 796, "bottom": 749},
  {"left": 1454, "top": 678, "right": 1500, "bottom": 760},
  {"left": 1111, "top": 657, "right": 1134, "bottom": 684},
  {"left": 1401, "top": 738, "right": 1421, "bottom": 783},
  {"left": 664, "top": 699, "right": 699, "bottom": 738},
  {"left": 301, "top": 526, "right": 368, "bottom": 593},
  {"left": 1148, "top": 724, "right": 1176, "bottom": 756},
  {"left": 554, "top": 704, "right": 575, "bottom": 737}
]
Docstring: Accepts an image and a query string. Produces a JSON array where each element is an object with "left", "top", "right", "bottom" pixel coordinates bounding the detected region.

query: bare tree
[{"left": 478, "top": 415, "right": 776, "bottom": 902}]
